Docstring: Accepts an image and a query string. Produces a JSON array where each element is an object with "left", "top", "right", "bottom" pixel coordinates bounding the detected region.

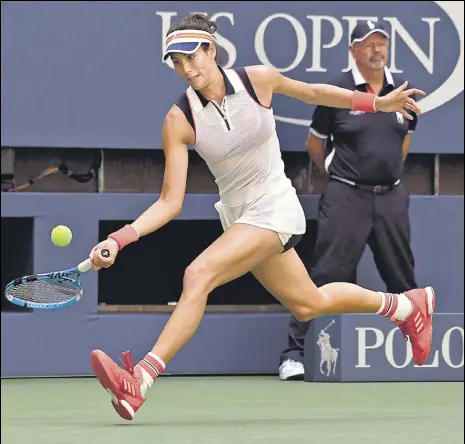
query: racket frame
[{"left": 4, "top": 258, "right": 94, "bottom": 310}]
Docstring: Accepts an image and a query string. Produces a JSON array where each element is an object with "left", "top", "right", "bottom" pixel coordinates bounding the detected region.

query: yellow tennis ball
[{"left": 51, "top": 225, "right": 73, "bottom": 247}]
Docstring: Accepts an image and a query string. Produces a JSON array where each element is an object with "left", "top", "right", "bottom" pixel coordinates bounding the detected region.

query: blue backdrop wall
[
  {"left": 1, "top": 1, "right": 463, "bottom": 380},
  {"left": 1, "top": 1, "right": 463, "bottom": 153}
]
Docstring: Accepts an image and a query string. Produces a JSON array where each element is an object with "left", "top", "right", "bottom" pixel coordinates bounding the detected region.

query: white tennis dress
[{"left": 184, "top": 67, "right": 306, "bottom": 246}]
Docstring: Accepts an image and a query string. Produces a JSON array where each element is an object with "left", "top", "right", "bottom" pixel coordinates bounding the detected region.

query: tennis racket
[{"left": 4, "top": 249, "right": 110, "bottom": 310}]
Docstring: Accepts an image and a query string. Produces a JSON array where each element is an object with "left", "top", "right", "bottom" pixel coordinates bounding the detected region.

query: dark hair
[
  {"left": 167, "top": 13, "right": 218, "bottom": 36},
  {"left": 167, "top": 14, "right": 221, "bottom": 64}
]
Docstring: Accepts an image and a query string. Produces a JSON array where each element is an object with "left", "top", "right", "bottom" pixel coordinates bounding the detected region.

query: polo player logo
[
  {"left": 396, "top": 112, "right": 404, "bottom": 124},
  {"left": 316, "top": 319, "right": 340, "bottom": 377}
]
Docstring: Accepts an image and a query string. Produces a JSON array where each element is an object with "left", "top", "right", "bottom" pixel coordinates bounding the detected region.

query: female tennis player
[{"left": 89, "top": 14, "right": 434, "bottom": 420}]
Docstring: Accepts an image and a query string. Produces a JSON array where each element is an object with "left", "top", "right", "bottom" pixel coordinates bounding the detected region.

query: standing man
[{"left": 279, "top": 21, "right": 419, "bottom": 381}]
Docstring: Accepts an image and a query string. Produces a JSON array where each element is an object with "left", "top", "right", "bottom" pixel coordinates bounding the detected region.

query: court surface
[{"left": 2, "top": 376, "right": 463, "bottom": 444}]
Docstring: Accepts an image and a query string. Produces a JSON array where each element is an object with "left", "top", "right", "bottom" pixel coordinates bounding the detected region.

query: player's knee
[
  {"left": 183, "top": 261, "right": 215, "bottom": 297},
  {"left": 293, "top": 306, "right": 317, "bottom": 322},
  {"left": 293, "top": 289, "right": 327, "bottom": 321}
]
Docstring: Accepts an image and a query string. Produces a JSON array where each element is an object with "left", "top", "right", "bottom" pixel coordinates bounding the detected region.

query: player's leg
[
  {"left": 149, "top": 222, "right": 284, "bottom": 364},
  {"left": 252, "top": 248, "right": 382, "bottom": 320},
  {"left": 91, "top": 222, "right": 286, "bottom": 419},
  {"left": 251, "top": 247, "right": 434, "bottom": 364}
]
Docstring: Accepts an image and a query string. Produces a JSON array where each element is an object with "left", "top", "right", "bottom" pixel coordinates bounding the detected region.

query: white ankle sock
[
  {"left": 392, "top": 293, "right": 413, "bottom": 321},
  {"left": 136, "top": 352, "right": 166, "bottom": 397},
  {"left": 138, "top": 367, "right": 154, "bottom": 397},
  {"left": 376, "top": 292, "right": 413, "bottom": 321}
]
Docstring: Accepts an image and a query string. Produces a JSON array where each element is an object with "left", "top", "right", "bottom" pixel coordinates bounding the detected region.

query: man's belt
[{"left": 330, "top": 175, "right": 400, "bottom": 194}]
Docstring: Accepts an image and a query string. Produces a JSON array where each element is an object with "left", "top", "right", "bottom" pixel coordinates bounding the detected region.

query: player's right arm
[
  {"left": 89, "top": 105, "right": 193, "bottom": 269},
  {"left": 130, "top": 105, "right": 193, "bottom": 237}
]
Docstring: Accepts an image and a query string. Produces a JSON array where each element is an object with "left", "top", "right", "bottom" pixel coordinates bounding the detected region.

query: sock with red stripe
[
  {"left": 136, "top": 353, "right": 166, "bottom": 397},
  {"left": 376, "top": 292, "right": 413, "bottom": 322}
]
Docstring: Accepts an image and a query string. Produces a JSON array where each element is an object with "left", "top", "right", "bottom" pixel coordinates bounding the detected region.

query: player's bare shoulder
[
  {"left": 245, "top": 64, "right": 310, "bottom": 99},
  {"left": 163, "top": 104, "right": 190, "bottom": 130},
  {"left": 162, "top": 104, "right": 195, "bottom": 146},
  {"left": 242, "top": 65, "right": 277, "bottom": 107},
  {"left": 243, "top": 65, "right": 279, "bottom": 87}
]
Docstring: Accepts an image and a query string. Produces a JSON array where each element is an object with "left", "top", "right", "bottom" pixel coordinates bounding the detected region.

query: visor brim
[{"left": 163, "top": 42, "right": 202, "bottom": 61}]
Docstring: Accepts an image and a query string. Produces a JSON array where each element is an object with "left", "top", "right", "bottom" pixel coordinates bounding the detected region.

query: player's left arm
[{"left": 244, "top": 65, "right": 425, "bottom": 120}]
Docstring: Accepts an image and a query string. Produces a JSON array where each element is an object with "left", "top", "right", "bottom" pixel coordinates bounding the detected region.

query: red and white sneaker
[
  {"left": 392, "top": 286, "right": 436, "bottom": 366},
  {"left": 91, "top": 349, "right": 146, "bottom": 420}
]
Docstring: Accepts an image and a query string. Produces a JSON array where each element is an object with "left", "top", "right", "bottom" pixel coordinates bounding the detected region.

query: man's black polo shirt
[{"left": 309, "top": 66, "right": 417, "bottom": 186}]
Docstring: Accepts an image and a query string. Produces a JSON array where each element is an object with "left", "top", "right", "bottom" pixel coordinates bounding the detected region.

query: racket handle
[
  {"left": 78, "top": 249, "right": 111, "bottom": 273},
  {"left": 78, "top": 258, "right": 94, "bottom": 273}
]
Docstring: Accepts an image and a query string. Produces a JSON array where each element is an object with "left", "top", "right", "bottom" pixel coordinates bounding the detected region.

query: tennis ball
[{"left": 51, "top": 225, "right": 73, "bottom": 247}]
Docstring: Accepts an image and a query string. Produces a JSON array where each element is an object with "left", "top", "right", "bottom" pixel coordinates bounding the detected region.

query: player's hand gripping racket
[{"left": 4, "top": 249, "right": 110, "bottom": 310}]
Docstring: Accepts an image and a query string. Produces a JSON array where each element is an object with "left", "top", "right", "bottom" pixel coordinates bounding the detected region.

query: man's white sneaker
[{"left": 278, "top": 359, "right": 304, "bottom": 381}]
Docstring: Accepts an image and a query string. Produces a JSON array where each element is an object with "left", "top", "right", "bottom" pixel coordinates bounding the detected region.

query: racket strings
[{"left": 8, "top": 279, "right": 80, "bottom": 303}]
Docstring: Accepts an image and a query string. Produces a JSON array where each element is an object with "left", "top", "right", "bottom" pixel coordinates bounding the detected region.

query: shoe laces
[{"left": 120, "top": 350, "right": 135, "bottom": 375}]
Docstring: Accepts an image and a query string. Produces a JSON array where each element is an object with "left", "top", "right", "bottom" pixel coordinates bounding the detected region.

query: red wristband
[
  {"left": 352, "top": 90, "right": 377, "bottom": 113},
  {"left": 108, "top": 225, "right": 139, "bottom": 251}
]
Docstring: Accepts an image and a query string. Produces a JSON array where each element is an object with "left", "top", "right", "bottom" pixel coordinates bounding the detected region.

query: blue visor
[{"left": 163, "top": 42, "right": 201, "bottom": 60}]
